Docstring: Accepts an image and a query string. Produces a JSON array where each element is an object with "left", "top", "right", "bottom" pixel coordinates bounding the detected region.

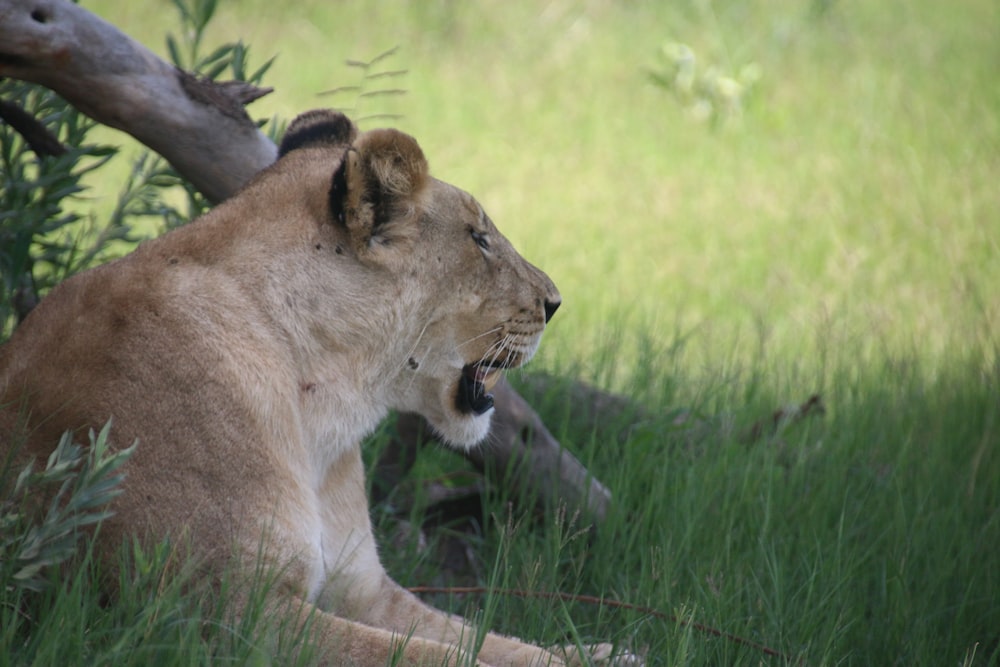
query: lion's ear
[
  {"left": 278, "top": 109, "right": 357, "bottom": 157},
  {"left": 337, "top": 128, "right": 429, "bottom": 252}
]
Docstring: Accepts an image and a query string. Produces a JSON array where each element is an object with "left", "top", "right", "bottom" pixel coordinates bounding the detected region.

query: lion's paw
[{"left": 557, "top": 643, "right": 645, "bottom": 667}]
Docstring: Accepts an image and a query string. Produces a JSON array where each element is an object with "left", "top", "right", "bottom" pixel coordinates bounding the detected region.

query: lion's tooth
[{"left": 482, "top": 370, "right": 502, "bottom": 392}]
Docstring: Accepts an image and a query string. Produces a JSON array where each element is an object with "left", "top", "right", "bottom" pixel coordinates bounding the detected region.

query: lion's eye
[{"left": 471, "top": 230, "right": 490, "bottom": 252}]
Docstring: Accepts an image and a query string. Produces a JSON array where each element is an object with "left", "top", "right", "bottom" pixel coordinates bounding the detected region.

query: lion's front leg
[
  {"left": 267, "top": 593, "right": 493, "bottom": 667},
  {"left": 314, "top": 448, "right": 564, "bottom": 666},
  {"left": 358, "top": 575, "right": 567, "bottom": 666},
  {"left": 359, "top": 583, "right": 643, "bottom": 665}
]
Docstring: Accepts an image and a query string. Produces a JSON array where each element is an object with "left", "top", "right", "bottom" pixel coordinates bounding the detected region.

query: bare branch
[{"left": 0, "top": 98, "right": 65, "bottom": 156}]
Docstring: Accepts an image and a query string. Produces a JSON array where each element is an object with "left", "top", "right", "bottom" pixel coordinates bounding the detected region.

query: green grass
[
  {"left": 4, "top": 0, "right": 998, "bottom": 665},
  {"left": 1, "top": 536, "right": 321, "bottom": 667},
  {"left": 5, "top": 352, "right": 998, "bottom": 665}
]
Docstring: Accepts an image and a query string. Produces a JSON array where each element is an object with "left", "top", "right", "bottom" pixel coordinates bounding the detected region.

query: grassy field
[{"left": 4, "top": 0, "right": 999, "bottom": 665}]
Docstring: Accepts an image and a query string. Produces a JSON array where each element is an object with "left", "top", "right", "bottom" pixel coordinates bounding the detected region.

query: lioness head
[{"left": 277, "top": 110, "right": 560, "bottom": 448}]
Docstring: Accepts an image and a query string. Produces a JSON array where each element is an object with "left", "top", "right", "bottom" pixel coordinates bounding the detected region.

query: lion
[{"left": 0, "top": 110, "right": 630, "bottom": 666}]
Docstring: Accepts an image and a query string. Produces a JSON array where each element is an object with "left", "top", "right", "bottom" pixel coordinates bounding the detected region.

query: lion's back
[
  {"left": 0, "top": 239, "right": 262, "bottom": 464},
  {"left": 0, "top": 246, "right": 296, "bottom": 564}
]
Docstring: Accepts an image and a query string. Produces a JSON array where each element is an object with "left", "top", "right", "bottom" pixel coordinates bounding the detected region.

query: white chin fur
[
  {"left": 394, "top": 373, "right": 494, "bottom": 450},
  {"left": 429, "top": 408, "right": 493, "bottom": 451}
]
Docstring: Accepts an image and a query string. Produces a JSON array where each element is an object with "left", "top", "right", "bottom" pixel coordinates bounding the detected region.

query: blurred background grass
[{"left": 82, "top": 0, "right": 999, "bottom": 383}]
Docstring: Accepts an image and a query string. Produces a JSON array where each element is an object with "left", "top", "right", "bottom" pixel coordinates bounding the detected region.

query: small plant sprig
[
  {"left": 319, "top": 46, "right": 407, "bottom": 124},
  {"left": 1, "top": 420, "right": 135, "bottom": 593},
  {"left": 648, "top": 41, "right": 761, "bottom": 127}
]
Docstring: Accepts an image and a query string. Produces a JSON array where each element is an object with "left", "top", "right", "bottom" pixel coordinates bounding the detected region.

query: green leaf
[
  {"left": 198, "top": 43, "right": 235, "bottom": 69},
  {"left": 194, "top": 0, "right": 218, "bottom": 31},
  {"left": 203, "top": 59, "right": 230, "bottom": 81},
  {"left": 248, "top": 55, "right": 277, "bottom": 85},
  {"left": 168, "top": 0, "right": 194, "bottom": 28},
  {"left": 166, "top": 34, "right": 184, "bottom": 68}
]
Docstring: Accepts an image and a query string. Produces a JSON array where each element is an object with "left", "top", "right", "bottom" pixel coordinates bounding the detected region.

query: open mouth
[{"left": 456, "top": 362, "right": 505, "bottom": 416}]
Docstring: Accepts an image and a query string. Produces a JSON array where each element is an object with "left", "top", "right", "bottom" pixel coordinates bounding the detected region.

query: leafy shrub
[
  {"left": 0, "top": 84, "right": 124, "bottom": 337},
  {"left": 0, "top": 421, "right": 134, "bottom": 592},
  {"left": 0, "top": 0, "right": 277, "bottom": 339}
]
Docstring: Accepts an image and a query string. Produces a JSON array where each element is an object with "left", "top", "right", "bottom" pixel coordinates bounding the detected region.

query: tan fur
[{"left": 0, "top": 111, "right": 629, "bottom": 666}]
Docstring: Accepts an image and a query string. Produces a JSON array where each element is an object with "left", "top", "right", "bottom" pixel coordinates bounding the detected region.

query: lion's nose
[{"left": 543, "top": 298, "right": 560, "bottom": 323}]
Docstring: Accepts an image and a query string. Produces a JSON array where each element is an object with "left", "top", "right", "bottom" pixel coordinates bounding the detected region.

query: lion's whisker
[{"left": 457, "top": 326, "right": 503, "bottom": 349}]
